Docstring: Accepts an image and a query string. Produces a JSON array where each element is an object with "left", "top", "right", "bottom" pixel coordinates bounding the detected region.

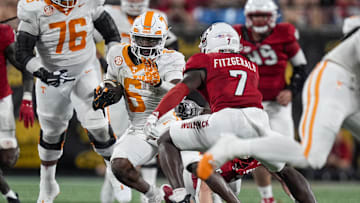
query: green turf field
[{"left": 4, "top": 176, "right": 360, "bottom": 203}]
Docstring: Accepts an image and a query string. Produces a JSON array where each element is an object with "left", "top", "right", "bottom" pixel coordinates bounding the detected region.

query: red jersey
[
  {"left": 0, "top": 24, "right": 14, "bottom": 99},
  {"left": 233, "top": 23, "right": 301, "bottom": 101},
  {"left": 185, "top": 52, "right": 263, "bottom": 113}
]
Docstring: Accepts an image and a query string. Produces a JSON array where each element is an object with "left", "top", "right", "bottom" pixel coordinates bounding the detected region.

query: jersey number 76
[{"left": 49, "top": 17, "right": 87, "bottom": 54}]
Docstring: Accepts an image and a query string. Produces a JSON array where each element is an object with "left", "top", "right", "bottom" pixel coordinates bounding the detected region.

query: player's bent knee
[
  {"left": 38, "top": 130, "right": 66, "bottom": 161},
  {"left": 0, "top": 148, "right": 19, "bottom": 168},
  {"left": 39, "top": 116, "right": 69, "bottom": 141},
  {"left": 87, "top": 125, "right": 116, "bottom": 158}
]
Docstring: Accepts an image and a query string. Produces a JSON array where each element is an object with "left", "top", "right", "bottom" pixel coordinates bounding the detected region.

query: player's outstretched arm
[
  {"left": 5, "top": 42, "right": 34, "bottom": 128},
  {"left": 154, "top": 69, "right": 205, "bottom": 118}
]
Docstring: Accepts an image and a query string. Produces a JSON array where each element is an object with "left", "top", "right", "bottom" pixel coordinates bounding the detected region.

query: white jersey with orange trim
[
  {"left": 106, "top": 43, "right": 185, "bottom": 130},
  {"left": 17, "top": 0, "right": 105, "bottom": 75},
  {"left": 323, "top": 29, "right": 360, "bottom": 82}
]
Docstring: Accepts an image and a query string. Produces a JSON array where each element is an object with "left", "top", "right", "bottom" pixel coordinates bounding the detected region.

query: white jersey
[
  {"left": 106, "top": 43, "right": 185, "bottom": 129},
  {"left": 323, "top": 29, "right": 360, "bottom": 81},
  {"left": 17, "top": 0, "right": 105, "bottom": 75}
]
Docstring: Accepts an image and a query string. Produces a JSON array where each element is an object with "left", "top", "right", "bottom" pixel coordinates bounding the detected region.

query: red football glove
[
  {"left": 19, "top": 99, "right": 34, "bottom": 128},
  {"left": 233, "top": 158, "right": 261, "bottom": 176}
]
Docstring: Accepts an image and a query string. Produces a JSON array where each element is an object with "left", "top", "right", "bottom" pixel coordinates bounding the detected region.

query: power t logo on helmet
[{"left": 130, "top": 11, "right": 169, "bottom": 60}]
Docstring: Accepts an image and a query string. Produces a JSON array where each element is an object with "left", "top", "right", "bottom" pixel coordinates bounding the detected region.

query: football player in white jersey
[
  {"left": 197, "top": 15, "right": 360, "bottom": 180},
  {"left": 15, "top": 0, "right": 121, "bottom": 202},
  {"left": 93, "top": 11, "right": 200, "bottom": 203},
  {"left": 95, "top": 1, "right": 179, "bottom": 202}
]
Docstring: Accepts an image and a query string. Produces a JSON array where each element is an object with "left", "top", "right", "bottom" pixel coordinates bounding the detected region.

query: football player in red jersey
[
  {"left": 0, "top": 23, "right": 34, "bottom": 203},
  {"left": 232, "top": 0, "right": 308, "bottom": 202},
  {"left": 144, "top": 22, "right": 315, "bottom": 203}
]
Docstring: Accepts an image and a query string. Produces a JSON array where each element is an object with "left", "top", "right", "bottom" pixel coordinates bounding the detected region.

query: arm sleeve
[
  {"left": 93, "top": 11, "right": 121, "bottom": 45},
  {"left": 15, "top": 31, "right": 43, "bottom": 74}
]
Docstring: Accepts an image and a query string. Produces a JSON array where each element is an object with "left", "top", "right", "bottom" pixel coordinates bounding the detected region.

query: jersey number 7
[
  {"left": 229, "top": 70, "right": 247, "bottom": 96},
  {"left": 49, "top": 17, "right": 87, "bottom": 54}
]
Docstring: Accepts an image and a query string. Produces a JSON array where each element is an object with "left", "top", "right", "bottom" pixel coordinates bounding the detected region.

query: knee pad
[
  {"left": 38, "top": 130, "right": 66, "bottom": 161},
  {"left": 0, "top": 148, "right": 19, "bottom": 168},
  {"left": 87, "top": 125, "right": 116, "bottom": 158}
]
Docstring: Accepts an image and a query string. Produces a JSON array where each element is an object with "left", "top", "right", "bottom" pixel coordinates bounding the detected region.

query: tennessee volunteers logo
[
  {"left": 44, "top": 5, "right": 54, "bottom": 16},
  {"left": 41, "top": 86, "right": 46, "bottom": 94},
  {"left": 114, "top": 56, "right": 123, "bottom": 66}
]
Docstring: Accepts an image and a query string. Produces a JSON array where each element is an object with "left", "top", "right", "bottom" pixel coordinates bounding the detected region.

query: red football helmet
[{"left": 244, "top": 0, "right": 278, "bottom": 34}]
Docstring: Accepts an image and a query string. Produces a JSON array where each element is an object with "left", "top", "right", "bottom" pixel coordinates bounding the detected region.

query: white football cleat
[
  {"left": 100, "top": 175, "right": 115, "bottom": 203},
  {"left": 37, "top": 180, "right": 60, "bottom": 203}
]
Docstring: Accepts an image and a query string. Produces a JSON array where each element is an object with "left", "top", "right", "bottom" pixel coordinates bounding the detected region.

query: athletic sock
[{"left": 258, "top": 185, "right": 273, "bottom": 199}]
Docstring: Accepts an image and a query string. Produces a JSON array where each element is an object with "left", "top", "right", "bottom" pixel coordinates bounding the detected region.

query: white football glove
[{"left": 144, "top": 112, "right": 160, "bottom": 145}]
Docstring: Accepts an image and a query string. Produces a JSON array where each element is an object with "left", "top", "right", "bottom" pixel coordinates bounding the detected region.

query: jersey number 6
[{"left": 49, "top": 18, "right": 87, "bottom": 54}]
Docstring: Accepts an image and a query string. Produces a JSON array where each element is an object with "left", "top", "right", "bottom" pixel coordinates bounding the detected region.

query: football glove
[
  {"left": 175, "top": 99, "right": 204, "bottom": 120},
  {"left": 233, "top": 158, "right": 260, "bottom": 176},
  {"left": 33, "top": 68, "right": 75, "bottom": 87},
  {"left": 144, "top": 112, "right": 160, "bottom": 145},
  {"left": 93, "top": 79, "right": 123, "bottom": 110},
  {"left": 133, "top": 58, "right": 161, "bottom": 86},
  {"left": 19, "top": 99, "right": 34, "bottom": 128}
]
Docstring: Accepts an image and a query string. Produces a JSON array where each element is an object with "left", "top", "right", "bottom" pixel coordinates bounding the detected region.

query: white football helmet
[
  {"left": 130, "top": 11, "right": 168, "bottom": 59},
  {"left": 244, "top": 0, "right": 278, "bottom": 33},
  {"left": 51, "top": 0, "right": 77, "bottom": 8},
  {"left": 121, "top": 0, "right": 150, "bottom": 16},
  {"left": 199, "top": 22, "right": 241, "bottom": 54}
]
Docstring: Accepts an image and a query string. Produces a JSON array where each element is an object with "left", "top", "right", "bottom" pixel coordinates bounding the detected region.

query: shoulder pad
[
  {"left": 17, "top": 0, "right": 43, "bottom": 23},
  {"left": 107, "top": 43, "right": 130, "bottom": 69},
  {"left": 265, "top": 23, "right": 297, "bottom": 44},
  {"left": 275, "top": 23, "right": 297, "bottom": 39},
  {"left": 160, "top": 49, "right": 185, "bottom": 64},
  {"left": 343, "top": 16, "right": 360, "bottom": 35}
]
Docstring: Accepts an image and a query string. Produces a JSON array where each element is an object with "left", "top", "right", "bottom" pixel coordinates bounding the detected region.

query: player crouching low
[{"left": 93, "top": 11, "right": 201, "bottom": 203}]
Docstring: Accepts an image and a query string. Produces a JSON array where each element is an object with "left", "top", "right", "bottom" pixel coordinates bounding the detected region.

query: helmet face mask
[
  {"left": 244, "top": 0, "right": 278, "bottom": 34},
  {"left": 132, "top": 35, "right": 163, "bottom": 58},
  {"left": 121, "top": 0, "right": 150, "bottom": 16},
  {"left": 51, "top": 0, "right": 77, "bottom": 8},
  {"left": 130, "top": 11, "right": 168, "bottom": 60},
  {"left": 199, "top": 22, "right": 242, "bottom": 54}
]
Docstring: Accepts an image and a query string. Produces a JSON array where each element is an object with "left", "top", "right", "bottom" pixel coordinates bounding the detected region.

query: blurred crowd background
[{"left": 1, "top": 0, "right": 360, "bottom": 181}]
